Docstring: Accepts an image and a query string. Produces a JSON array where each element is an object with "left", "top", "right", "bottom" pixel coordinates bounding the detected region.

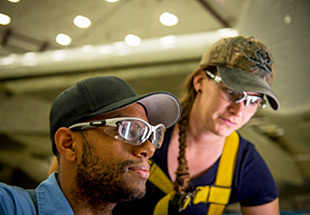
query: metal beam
[{"left": 196, "top": 0, "right": 230, "bottom": 28}]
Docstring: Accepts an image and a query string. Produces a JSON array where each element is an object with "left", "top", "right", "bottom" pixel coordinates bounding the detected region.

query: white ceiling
[{"left": 0, "top": 0, "right": 244, "bottom": 55}]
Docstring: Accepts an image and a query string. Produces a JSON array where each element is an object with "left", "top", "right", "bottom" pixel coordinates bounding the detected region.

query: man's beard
[{"left": 72, "top": 135, "right": 146, "bottom": 210}]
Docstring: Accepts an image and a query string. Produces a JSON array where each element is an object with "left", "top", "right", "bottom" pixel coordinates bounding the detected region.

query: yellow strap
[
  {"left": 215, "top": 131, "right": 239, "bottom": 187},
  {"left": 208, "top": 186, "right": 232, "bottom": 205},
  {"left": 208, "top": 131, "right": 239, "bottom": 215},
  {"left": 148, "top": 160, "right": 175, "bottom": 215},
  {"left": 153, "top": 191, "right": 176, "bottom": 215},
  {"left": 192, "top": 186, "right": 209, "bottom": 204},
  {"left": 208, "top": 204, "right": 226, "bottom": 215},
  {"left": 148, "top": 160, "right": 174, "bottom": 194},
  {"left": 150, "top": 132, "right": 240, "bottom": 215}
]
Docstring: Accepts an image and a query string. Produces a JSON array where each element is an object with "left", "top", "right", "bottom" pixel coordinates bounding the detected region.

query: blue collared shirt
[{"left": 0, "top": 172, "right": 73, "bottom": 215}]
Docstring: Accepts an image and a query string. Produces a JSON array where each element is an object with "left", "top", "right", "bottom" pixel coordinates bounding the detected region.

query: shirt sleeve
[
  {"left": 0, "top": 183, "right": 36, "bottom": 215},
  {"left": 232, "top": 140, "right": 278, "bottom": 206}
]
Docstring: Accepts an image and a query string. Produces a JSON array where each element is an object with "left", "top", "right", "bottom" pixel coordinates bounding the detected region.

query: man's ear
[
  {"left": 54, "top": 127, "right": 78, "bottom": 162},
  {"left": 193, "top": 70, "right": 206, "bottom": 93}
]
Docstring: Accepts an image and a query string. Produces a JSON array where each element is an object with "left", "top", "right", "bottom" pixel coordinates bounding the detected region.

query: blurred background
[{"left": 0, "top": 0, "right": 309, "bottom": 213}]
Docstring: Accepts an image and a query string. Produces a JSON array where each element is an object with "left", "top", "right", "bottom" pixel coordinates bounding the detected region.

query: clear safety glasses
[
  {"left": 205, "top": 70, "right": 266, "bottom": 112},
  {"left": 68, "top": 117, "right": 165, "bottom": 148}
]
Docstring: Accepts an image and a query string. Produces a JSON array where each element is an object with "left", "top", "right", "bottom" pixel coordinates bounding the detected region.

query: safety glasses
[
  {"left": 68, "top": 117, "right": 165, "bottom": 148},
  {"left": 205, "top": 70, "right": 266, "bottom": 112}
]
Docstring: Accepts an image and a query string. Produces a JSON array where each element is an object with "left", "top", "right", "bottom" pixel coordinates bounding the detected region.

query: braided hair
[
  {"left": 174, "top": 66, "right": 216, "bottom": 193},
  {"left": 174, "top": 67, "right": 200, "bottom": 193}
]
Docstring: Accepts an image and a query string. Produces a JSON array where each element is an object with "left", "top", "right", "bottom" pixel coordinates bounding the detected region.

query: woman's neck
[{"left": 168, "top": 124, "right": 226, "bottom": 181}]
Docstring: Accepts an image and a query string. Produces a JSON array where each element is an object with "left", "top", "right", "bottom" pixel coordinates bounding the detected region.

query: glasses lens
[
  {"left": 219, "top": 87, "right": 264, "bottom": 113},
  {"left": 245, "top": 96, "right": 265, "bottom": 112},
  {"left": 230, "top": 90, "right": 246, "bottom": 101},
  {"left": 116, "top": 120, "right": 147, "bottom": 145},
  {"left": 217, "top": 85, "right": 245, "bottom": 103},
  {"left": 150, "top": 126, "right": 165, "bottom": 148},
  {"left": 104, "top": 118, "right": 165, "bottom": 148}
]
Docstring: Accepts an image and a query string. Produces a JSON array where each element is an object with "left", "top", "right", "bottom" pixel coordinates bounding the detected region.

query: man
[{"left": 0, "top": 76, "right": 181, "bottom": 215}]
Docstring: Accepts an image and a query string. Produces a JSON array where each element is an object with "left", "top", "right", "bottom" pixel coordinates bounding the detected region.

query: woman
[{"left": 113, "top": 36, "right": 280, "bottom": 215}]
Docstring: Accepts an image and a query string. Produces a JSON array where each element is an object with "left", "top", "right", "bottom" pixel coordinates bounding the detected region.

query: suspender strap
[
  {"left": 153, "top": 191, "right": 176, "bottom": 215},
  {"left": 150, "top": 132, "right": 240, "bottom": 215},
  {"left": 207, "top": 131, "right": 239, "bottom": 215},
  {"left": 149, "top": 159, "right": 174, "bottom": 194},
  {"left": 214, "top": 131, "right": 239, "bottom": 187}
]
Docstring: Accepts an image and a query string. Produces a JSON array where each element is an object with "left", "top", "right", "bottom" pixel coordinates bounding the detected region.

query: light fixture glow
[
  {"left": 74, "top": 15, "right": 92, "bottom": 29},
  {"left": 1, "top": 55, "right": 16, "bottom": 65},
  {"left": 96, "top": 45, "right": 113, "bottom": 55},
  {"left": 124, "top": 34, "right": 141, "bottom": 47},
  {"left": 0, "top": 13, "right": 11, "bottom": 25},
  {"left": 56, "top": 33, "right": 72, "bottom": 46},
  {"left": 160, "top": 35, "right": 176, "bottom": 45},
  {"left": 8, "top": 0, "right": 20, "bottom": 3},
  {"left": 52, "top": 50, "right": 66, "bottom": 61},
  {"left": 113, "top": 42, "right": 129, "bottom": 56},
  {"left": 105, "top": 0, "right": 119, "bottom": 2},
  {"left": 216, "top": 28, "right": 239, "bottom": 37},
  {"left": 159, "top": 12, "right": 179, "bottom": 27},
  {"left": 159, "top": 35, "right": 176, "bottom": 49},
  {"left": 22, "top": 52, "right": 37, "bottom": 66},
  {"left": 81, "top": 45, "right": 94, "bottom": 52},
  {"left": 284, "top": 14, "right": 292, "bottom": 24}
]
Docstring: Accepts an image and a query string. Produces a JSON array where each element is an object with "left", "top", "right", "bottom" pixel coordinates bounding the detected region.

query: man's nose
[{"left": 132, "top": 139, "right": 155, "bottom": 159}]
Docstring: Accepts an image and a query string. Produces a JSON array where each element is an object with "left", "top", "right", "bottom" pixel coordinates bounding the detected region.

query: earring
[{"left": 198, "top": 89, "right": 202, "bottom": 93}]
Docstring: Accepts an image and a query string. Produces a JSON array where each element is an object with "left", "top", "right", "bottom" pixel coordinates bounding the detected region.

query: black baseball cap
[{"left": 50, "top": 76, "right": 181, "bottom": 155}]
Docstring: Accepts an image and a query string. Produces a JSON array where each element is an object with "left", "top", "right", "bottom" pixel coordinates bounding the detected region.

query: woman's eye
[
  {"left": 225, "top": 88, "right": 233, "bottom": 94},
  {"left": 249, "top": 98, "right": 260, "bottom": 105}
]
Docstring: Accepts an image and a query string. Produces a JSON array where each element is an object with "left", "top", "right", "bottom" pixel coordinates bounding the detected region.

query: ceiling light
[
  {"left": 113, "top": 41, "right": 126, "bottom": 49},
  {"left": 0, "top": 13, "right": 11, "bottom": 25},
  {"left": 55, "top": 33, "right": 72, "bottom": 46},
  {"left": 73, "top": 15, "right": 92, "bottom": 29},
  {"left": 1, "top": 55, "right": 16, "bottom": 65},
  {"left": 160, "top": 35, "right": 176, "bottom": 48},
  {"left": 8, "top": 0, "right": 20, "bottom": 3},
  {"left": 97, "top": 45, "right": 113, "bottom": 55},
  {"left": 113, "top": 42, "right": 129, "bottom": 56},
  {"left": 284, "top": 14, "right": 292, "bottom": 24},
  {"left": 105, "top": 0, "right": 119, "bottom": 2},
  {"left": 159, "top": 12, "right": 179, "bottom": 27},
  {"left": 81, "top": 45, "right": 94, "bottom": 52},
  {"left": 22, "top": 52, "right": 37, "bottom": 66},
  {"left": 124, "top": 34, "right": 141, "bottom": 47},
  {"left": 52, "top": 50, "right": 67, "bottom": 61},
  {"left": 216, "top": 28, "right": 239, "bottom": 37},
  {"left": 160, "top": 35, "right": 176, "bottom": 44}
]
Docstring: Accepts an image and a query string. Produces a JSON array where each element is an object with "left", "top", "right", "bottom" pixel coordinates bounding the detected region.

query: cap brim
[
  {"left": 217, "top": 66, "right": 280, "bottom": 111},
  {"left": 87, "top": 92, "right": 181, "bottom": 128},
  {"left": 138, "top": 93, "right": 181, "bottom": 128}
]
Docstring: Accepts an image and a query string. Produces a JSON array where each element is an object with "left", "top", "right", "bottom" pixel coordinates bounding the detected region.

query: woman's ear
[
  {"left": 54, "top": 127, "right": 78, "bottom": 162},
  {"left": 193, "top": 70, "right": 206, "bottom": 93}
]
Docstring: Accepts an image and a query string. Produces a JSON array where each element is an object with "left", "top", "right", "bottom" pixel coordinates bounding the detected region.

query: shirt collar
[{"left": 35, "top": 172, "right": 74, "bottom": 215}]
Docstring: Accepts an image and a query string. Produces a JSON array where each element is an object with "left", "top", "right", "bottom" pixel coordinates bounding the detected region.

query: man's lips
[{"left": 128, "top": 165, "right": 150, "bottom": 180}]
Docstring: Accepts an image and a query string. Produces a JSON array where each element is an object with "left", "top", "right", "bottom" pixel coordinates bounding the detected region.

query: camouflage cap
[{"left": 200, "top": 35, "right": 280, "bottom": 110}]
